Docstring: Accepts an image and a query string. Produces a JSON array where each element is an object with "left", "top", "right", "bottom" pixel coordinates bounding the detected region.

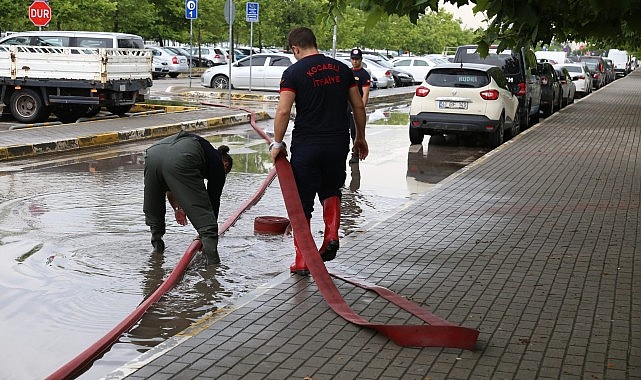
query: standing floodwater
[{"left": 0, "top": 110, "right": 488, "bottom": 379}]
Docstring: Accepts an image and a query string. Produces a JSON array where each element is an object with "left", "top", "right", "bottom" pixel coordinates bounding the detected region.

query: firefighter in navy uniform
[
  {"left": 348, "top": 48, "right": 371, "bottom": 164},
  {"left": 269, "top": 27, "right": 368, "bottom": 275},
  {"left": 143, "top": 130, "right": 233, "bottom": 265}
]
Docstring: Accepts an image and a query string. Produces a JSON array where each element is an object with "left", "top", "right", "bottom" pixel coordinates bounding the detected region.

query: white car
[
  {"left": 147, "top": 46, "right": 189, "bottom": 78},
  {"left": 562, "top": 63, "right": 592, "bottom": 98},
  {"left": 391, "top": 55, "right": 449, "bottom": 84},
  {"left": 201, "top": 53, "right": 295, "bottom": 91},
  {"left": 190, "top": 46, "right": 227, "bottom": 66},
  {"left": 409, "top": 63, "right": 520, "bottom": 147}
]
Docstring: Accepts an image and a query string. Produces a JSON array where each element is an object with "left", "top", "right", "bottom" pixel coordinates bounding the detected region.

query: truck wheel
[
  {"left": 10, "top": 89, "right": 49, "bottom": 124},
  {"left": 85, "top": 105, "right": 102, "bottom": 118},
  {"left": 53, "top": 105, "right": 90, "bottom": 123},
  {"left": 106, "top": 105, "right": 133, "bottom": 116}
]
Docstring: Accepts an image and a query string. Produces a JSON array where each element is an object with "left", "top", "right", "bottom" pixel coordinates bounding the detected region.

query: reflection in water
[
  {"left": 126, "top": 253, "right": 225, "bottom": 350},
  {"left": 349, "top": 162, "right": 361, "bottom": 191},
  {"left": 0, "top": 137, "right": 291, "bottom": 379},
  {"left": 407, "top": 140, "right": 488, "bottom": 185}
]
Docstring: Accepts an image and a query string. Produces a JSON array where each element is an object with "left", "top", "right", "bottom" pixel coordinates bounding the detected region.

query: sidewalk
[{"left": 112, "top": 72, "right": 640, "bottom": 380}]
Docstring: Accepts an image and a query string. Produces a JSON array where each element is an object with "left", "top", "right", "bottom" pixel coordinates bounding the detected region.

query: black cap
[{"left": 350, "top": 48, "right": 362, "bottom": 59}]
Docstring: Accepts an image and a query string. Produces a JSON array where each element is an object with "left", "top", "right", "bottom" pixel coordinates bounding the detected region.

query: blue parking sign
[
  {"left": 186, "top": 0, "right": 198, "bottom": 19},
  {"left": 246, "top": 2, "right": 259, "bottom": 22}
]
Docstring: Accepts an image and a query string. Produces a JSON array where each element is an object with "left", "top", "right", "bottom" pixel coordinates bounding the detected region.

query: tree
[{"left": 333, "top": 0, "right": 641, "bottom": 55}]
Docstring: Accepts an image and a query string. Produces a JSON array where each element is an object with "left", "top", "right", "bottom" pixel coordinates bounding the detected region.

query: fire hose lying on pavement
[{"left": 48, "top": 104, "right": 478, "bottom": 380}]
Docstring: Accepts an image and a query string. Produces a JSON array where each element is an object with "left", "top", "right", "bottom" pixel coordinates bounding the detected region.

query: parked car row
[
  {"left": 199, "top": 51, "right": 406, "bottom": 92},
  {"left": 149, "top": 45, "right": 273, "bottom": 79},
  {"left": 407, "top": 45, "right": 615, "bottom": 148}
]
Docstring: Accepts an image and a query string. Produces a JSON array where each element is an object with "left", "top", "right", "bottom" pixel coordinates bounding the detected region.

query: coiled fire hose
[{"left": 48, "top": 103, "right": 478, "bottom": 380}]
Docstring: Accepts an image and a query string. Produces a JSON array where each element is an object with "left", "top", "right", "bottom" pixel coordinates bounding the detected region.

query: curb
[{"left": 0, "top": 111, "right": 271, "bottom": 161}]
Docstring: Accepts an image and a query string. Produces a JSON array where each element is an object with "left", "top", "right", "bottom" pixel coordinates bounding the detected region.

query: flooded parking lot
[{"left": 0, "top": 103, "right": 489, "bottom": 378}]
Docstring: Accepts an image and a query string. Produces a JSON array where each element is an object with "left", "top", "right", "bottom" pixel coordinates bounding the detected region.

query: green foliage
[
  {"left": 3, "top": 0, "right": 640, "bottom": 56},
  {"left": 0, "top": 0, "right": 473, "bottom": 54},
  {"left": 331, "top": 0, "right": 641, "bottom": 55}
]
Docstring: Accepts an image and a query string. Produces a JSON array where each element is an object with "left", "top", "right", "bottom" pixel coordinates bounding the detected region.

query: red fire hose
[
  {"left": 214, "top": 102, "right": 479, "bottom": 348},
  {"left": 48, "top": 103, "right": 478, "bottom": 379}
]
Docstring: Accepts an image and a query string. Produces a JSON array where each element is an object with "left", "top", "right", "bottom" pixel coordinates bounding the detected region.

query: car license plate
[{"left": 439, "top": 100, "right": 467, "bottom": 109}]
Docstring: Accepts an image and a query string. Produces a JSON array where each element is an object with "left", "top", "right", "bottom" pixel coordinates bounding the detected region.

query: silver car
[
  {"left": 201, "top": 53, "right": 296, "bottom": 91},
  {"left": 337, "top": 56, "right": 395, "bottom": 89},
  {"left": 146, "top": 46, "right": 189, "bottom": 78}
]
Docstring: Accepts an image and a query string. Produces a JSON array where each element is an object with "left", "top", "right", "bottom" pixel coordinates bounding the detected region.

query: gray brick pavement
[{"left": 119, "top": 73, "right": 640, "bottom": 379}]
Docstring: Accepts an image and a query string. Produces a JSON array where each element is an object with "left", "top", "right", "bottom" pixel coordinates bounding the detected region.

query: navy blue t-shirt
[{"left": 280, "top": 54, "right": 357, "bottom": 145}]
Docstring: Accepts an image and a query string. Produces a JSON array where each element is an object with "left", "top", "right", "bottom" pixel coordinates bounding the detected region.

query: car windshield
[{"left": 426, "top": 68, "right": 490, "bottom": 88}]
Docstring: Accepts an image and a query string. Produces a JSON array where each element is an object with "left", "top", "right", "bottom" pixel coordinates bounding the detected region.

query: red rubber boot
[
  {"left": 290, "top": 219, "right": 311, "bottom": 275},
  {"left": 319, "top": 196, "right": 340, "bottom": 262}
]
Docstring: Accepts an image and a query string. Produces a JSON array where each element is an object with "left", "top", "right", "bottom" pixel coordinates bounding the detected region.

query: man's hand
[
  {"left": 174, "top": 208, "right": 188, "bottom": 226},
  {"left": 354, "top": 137, "right": 369, "bottom": 160},
  {"left": 269, "top": 141, "right": 288, "bottom": 161}
]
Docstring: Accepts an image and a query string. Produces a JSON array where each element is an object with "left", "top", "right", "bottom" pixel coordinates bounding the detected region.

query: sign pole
[
  {"left": 224, "top": 0, "right": 236, "bottom": 105},
  {"left": 185, "top": 0, "right": 198, "bottom": 87},
  {"left": 249, "top": 22, "right": 253, "bottom": 91},
  {"left": 189, "top": 19, "right": 193, "bottom": 87},
  {"left": 228, "top": 3, "right": 233, "bottom": 105},
  {"left": 245, "top": 2, "right": 259, "bottom": 92}
]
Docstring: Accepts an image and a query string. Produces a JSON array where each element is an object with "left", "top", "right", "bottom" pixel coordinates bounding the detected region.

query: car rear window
[
  {"left": 565, "top": 66, "right": 581, "bottom": 73},
  {"left": 426, "top": 68, "right": 490, "bottom": 88},
  {"left": 580, "top": 58, "right": 601, "bottom": 69},
  {"left": 455, "top": 47, "right": 521, "bottom": 76}
]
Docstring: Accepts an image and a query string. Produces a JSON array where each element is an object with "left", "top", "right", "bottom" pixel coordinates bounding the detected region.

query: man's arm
[
  {"left": 166, "top": 191, "right": 187, "bottom": 225},
  {"left": 348, "top": 86, "right": 368, "bottom": 160},
  {"left": 270, "top": 90, "right": 296, "bottom": 161},
  {"left": 362, "top": 85, "right": 370, "bottom": 107}
]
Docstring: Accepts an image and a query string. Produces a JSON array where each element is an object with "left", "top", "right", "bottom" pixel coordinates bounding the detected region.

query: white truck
[
  {"left": 534, "top": 50, "right": 568, "bottom": 64},
  {"left": 607, "top": 49, "right": 630, "bottom": 78},
  {"left": 0, "top": 45, "right": 152, "bottom": 123}
]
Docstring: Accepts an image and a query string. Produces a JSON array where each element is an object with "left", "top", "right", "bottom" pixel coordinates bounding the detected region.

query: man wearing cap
[{"left": 348, "top": 48, "right": 371, "bottom": 164}]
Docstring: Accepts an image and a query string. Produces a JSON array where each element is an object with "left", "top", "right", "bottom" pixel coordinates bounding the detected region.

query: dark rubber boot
[
  {"left": 319, "top": 196, "right": 340, "bottom": 262},
  {"left": 290, "top": 219, "right": 310, "bottom": 276},
  {"left": 151, "top": 240, "right": 165, "bottom": 254},
  {"left": 201, "top": 236, "right": 220, "bottom": 265},
  {"left": 151, "top": 230, "right": 165, "bottom": 254}
]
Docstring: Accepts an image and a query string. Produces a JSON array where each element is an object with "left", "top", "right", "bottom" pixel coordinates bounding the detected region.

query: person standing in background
[
  {"left": 269, "top": 27, "right": 368, "bottom": 275},
  {"left": 348, "top": 48, "right": 371, "bottom": 164}
]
